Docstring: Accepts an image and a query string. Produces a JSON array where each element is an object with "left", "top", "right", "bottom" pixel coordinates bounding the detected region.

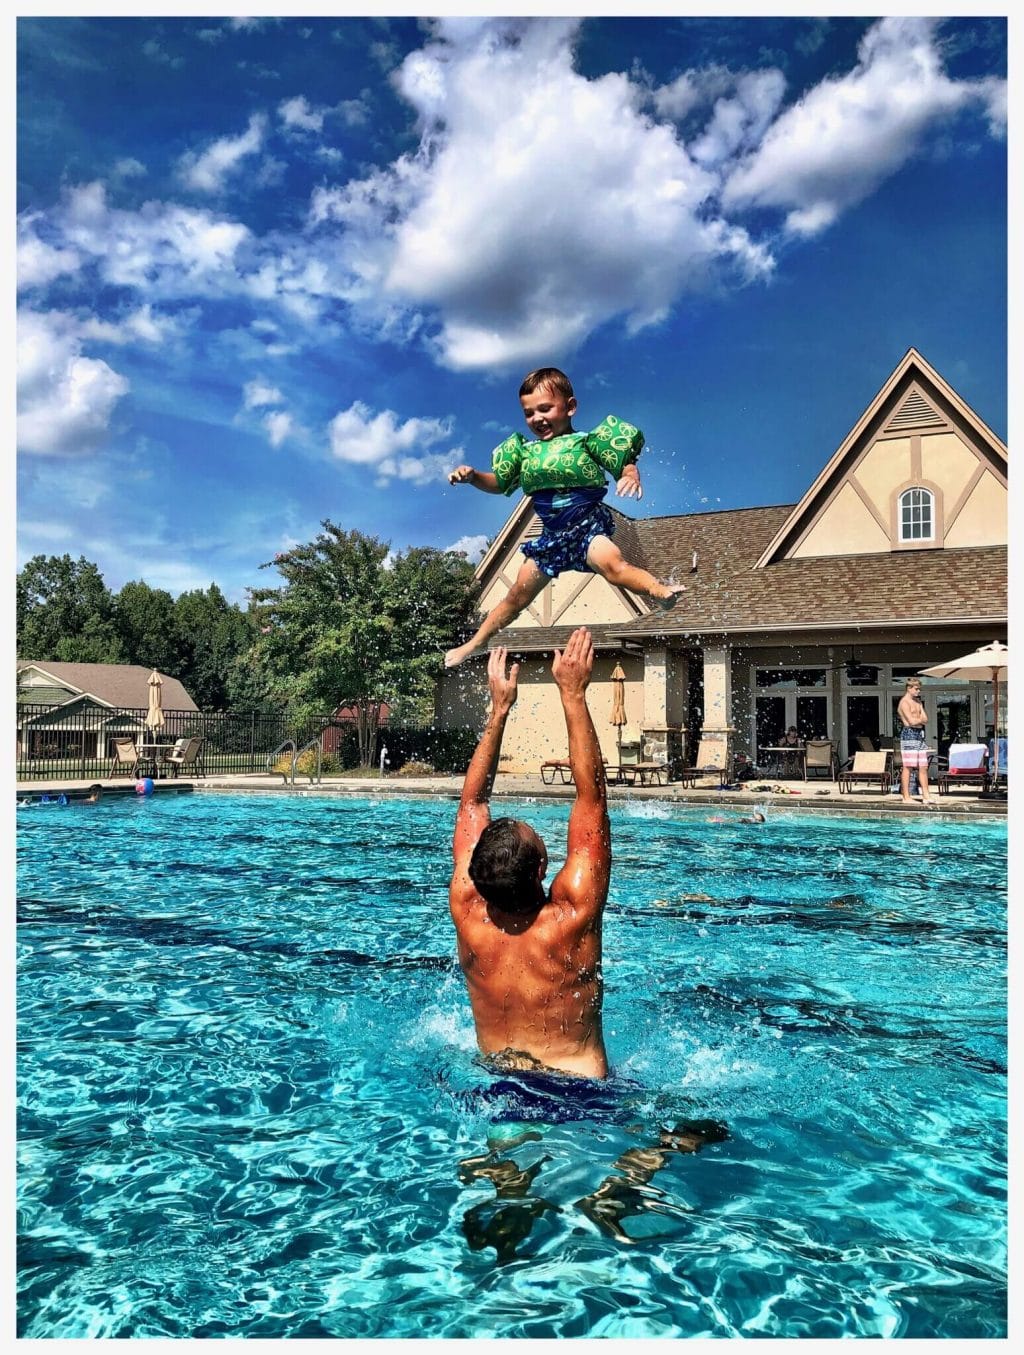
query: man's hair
[
  {"left": 469, "top": 818, "right": 543, "bottom": 913},
  {"left": 519, "top": 367, "right": 574, "bottom": 401}
]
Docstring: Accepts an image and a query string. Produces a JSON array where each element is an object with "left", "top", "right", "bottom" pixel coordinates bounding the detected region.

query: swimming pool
[{"left": 17, "top": 793, "right": 1006, "bottom": 1338}]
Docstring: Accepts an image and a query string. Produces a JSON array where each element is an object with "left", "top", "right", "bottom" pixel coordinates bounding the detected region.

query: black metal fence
[
  {"left": 16, "top": 704, "right": 330, "bottom": 782},
  {"left": 15, "top": 703, "right": 480, "bottom": 782}
]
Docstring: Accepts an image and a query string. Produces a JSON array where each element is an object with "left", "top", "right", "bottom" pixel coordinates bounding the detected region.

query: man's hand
[
  {"left": 488, "top": 645, "right": 519, "bottom": 716},
  {"left": 448, "top": 465, "right": 477, "bottom": 485},
  {"left": 615, "top": 464, "right": 643, "bottom": 500},
  {"left": 552, "top": 627, "right": 594, "bottom": 697}
]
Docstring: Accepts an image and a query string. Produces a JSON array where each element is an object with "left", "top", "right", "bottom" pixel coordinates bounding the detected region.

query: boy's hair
[
  {"left": 469, "top": 817, "right": 543, "bottom": 913},
  {"left": 519, "top": 367, "right": 574, "bottom": 401},
  {"left": 905, "top": 678, "right": 922, "bottom": 690}
]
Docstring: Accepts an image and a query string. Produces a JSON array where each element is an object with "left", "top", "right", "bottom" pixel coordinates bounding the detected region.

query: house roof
[
  {"left": 753, "top": 348, "right": 1007, "bottom": 568},
  {"left": 16, "top": 661, "right": 199, "bottom": 711},
  {"left": 487, "top": 503, "right": 1007, "bottom": 649}
]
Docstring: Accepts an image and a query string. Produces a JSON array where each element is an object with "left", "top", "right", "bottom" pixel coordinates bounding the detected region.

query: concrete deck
[{"left": 16, "top": 771, "right": 1007, "bottom": 817}]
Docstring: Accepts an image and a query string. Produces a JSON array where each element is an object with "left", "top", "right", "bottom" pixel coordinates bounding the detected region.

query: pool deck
[{"left": 16, "top": 771, "right": 1007, "bottom": 817}]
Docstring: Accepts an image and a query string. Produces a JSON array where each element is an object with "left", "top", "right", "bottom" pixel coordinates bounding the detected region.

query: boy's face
[{"left": 520, "top": 384, "right": 576, "bottom": 440}]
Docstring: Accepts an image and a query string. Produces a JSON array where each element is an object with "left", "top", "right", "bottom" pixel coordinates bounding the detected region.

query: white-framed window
[{"left": 898, "top": 487, "right": 934, "bottom": 542}]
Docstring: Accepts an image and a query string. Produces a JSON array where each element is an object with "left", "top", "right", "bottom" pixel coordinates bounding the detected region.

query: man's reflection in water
[
  {"left": 459, "top": 1130, "right": 559, "bottom": 1264},
  {"left": 458, "top": 1120, "right": 729, "bottom": 1262}
]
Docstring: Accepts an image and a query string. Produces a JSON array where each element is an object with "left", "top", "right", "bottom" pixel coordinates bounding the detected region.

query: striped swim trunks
[{"left": 900, "top": 726, "right": 930, "bottom": 768}]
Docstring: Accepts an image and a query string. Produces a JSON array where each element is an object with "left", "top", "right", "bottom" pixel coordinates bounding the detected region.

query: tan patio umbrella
[
  {"left": 610, "top": 663, "right": 627, "bottom": 761},
  {"left": 146, "top": 669, "right": 166, "bottom": 737},
  {"left": 919, "top": 641, "right": 1007, "bottom": 781}
]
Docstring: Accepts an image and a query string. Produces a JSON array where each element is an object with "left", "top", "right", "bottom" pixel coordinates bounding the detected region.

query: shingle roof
[
  {"left": 490, "top": 503, "right": 1007, "bottom": 648},
  {"left": 16, "top": 661, "right": 199, "bottom": 711}
]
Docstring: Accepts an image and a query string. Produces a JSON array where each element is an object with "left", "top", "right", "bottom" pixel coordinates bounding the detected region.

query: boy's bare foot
[
  {"left": 445, "top": 641, "right": 480, "bottom": 668},
  {"left": 655, "top": 584, "right": 686, "bottom": 612}
]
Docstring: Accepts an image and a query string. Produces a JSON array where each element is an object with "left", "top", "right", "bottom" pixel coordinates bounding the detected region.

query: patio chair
[
  {"left": 166, "top": 735, "right": 204, "bottom": 778},
  {"left": 837, "top": 749, "right": 892, "bottom": 794},
  {"left": 109, "top": 736, "right": 139, "bottom": 778},
  {"left": 804, "top": 739, "right": 837, "bottom": 780},
  {"left": 936, "top": 743, "right": 989, "bottom": 795}
]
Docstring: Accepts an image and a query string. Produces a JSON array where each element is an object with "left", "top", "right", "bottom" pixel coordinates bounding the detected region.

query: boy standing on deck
[{"left": 444, "top": 368, "right": 684, "bottom": 668}]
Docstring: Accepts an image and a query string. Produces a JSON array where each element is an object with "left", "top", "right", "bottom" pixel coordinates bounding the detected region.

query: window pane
[
  {"left": 796, "top": 696, "right": 827, "bottom": 739},
  {"left": 756, "top": 669, "right": 827, "bottom": 689}
]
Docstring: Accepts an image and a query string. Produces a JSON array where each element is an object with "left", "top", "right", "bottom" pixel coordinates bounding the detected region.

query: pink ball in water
[{"left": 135, "top": 778, "right": 155, "bottom": 795}]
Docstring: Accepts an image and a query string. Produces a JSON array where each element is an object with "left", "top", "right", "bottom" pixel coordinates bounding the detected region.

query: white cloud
[
  {"left": 279, "top": 95, "right": 325, "bottom": 133},
  {"left": 652, "top": 65, "right": 734, "bottom": 122},
  {"left": 17, "top": 216, "right": 81, "bottom": 290},
  {"left": 243, "top": 379, "right": 285, "bottom": 409},
  {"left": 178, "top": 113, "right": 266, "bottom": 193},
  {"left": 446, "top": 533, "right": 488, "bottom": 563},
  {"left": 310, "top": 17, "right": 771, "bottom": 370},
  {"left": 114, "top": 156, "right": 147, "bottom": 179},
  {"left": 79, "top": 304, "right": 181, "bottom": 346},
  {"left": 18, "top": 310, "right": 130, "bottom": 456},
  {"left": 328, "top": 400, "right": 457, "bottom": 484},
  {"left": 263, "top": 410, "right": 293, "bottom": 447},
  {"left": 689, "top": 69, "right": 787, "bottom": 168},
  {"left": 721, "top": 17, "right": 1007, "bottom": 236},
  {"left": 57, "top": 181, "right": 250, "bottom": 292},
  {"left": 337, "top": 96, "right": 371, "bottom": 127}
]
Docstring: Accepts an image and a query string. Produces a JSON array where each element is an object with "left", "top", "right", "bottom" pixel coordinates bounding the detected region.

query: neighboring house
[
  {"left": 435, "top": 349, "right": 1008, "bottom": 775},
  {"left": 16, "top": 662, "right": 198, "bottom": 761},
  {"left": 322, "top": 702, "right": 391, "bottom": 756}
]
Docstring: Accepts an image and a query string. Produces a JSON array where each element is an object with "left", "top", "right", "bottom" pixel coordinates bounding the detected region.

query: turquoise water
[{"left": 17, "top": 792, "right": 1006, "bottom": 1338}]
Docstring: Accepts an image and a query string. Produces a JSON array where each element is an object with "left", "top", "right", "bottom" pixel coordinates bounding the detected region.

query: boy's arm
[
  {"left": 586, "top": 416, "right": 645, "bottom": 493},
  {"left": 452, "top": 647, "right": 520, "bottom": 872},
  {"left": 448, "top": 466, "right": 502, "bottom": 494},
  {"left": 550, "top": 629, "right": 611, "bottom": 915}
]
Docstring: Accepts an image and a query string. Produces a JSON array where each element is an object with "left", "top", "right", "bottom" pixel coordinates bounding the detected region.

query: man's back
[{"left": 450, "top": 868, "right": 608, "bottom": 1078}]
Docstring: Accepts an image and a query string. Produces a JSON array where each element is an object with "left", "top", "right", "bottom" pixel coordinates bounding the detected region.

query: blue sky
[{"left": 16, "top": 12, "right": 1007, "bottom": 603}]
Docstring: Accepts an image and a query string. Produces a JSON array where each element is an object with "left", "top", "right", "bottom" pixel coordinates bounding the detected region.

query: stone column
[
  {"left": 700, "top": 644, "right": 734, "bottom": 769},
  {"left": 642, "top": 647, "right": 687, "bottom": 772}
]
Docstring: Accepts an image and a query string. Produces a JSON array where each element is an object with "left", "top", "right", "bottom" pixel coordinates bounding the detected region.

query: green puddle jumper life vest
[{"left": 490, "top": 415, "right": 645, "bottom": 496}]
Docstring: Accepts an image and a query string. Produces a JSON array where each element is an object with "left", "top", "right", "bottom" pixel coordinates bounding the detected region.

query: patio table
[
  {"left": 759, "top": 745, "right": 806, "bottom": 779},
  {"left": 137, "top": 743, "right": 172, "bottom": 778}
]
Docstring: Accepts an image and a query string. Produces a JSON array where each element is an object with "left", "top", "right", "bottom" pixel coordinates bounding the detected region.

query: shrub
[{"left": 396, "top": 760, "right": 435, "bottom": 777}]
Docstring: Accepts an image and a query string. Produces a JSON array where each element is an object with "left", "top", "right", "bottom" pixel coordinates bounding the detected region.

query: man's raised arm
[
  {"left": 452, "top": 646, "right": 520, "bottom": 867},
  {"left": 552, "top": 629, "right": 610, "bottom": 906}
]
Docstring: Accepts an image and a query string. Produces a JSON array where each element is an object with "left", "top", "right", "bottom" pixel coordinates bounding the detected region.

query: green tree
[
  {"left": 172, "top": 584, "right": 257, "bottom": 710},
  {"left": 113, "top": 580, "right": 179, "bottom": 672},
  {"left": 17, "top": 554, "right": 124, "bottom": 662},
  {"left": 250, "top": 523, "right": 478, "bottom": 765}
]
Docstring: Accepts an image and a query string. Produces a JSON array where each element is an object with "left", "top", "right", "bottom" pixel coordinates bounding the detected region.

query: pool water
[{"left": 17, "top": 793, "right": 1006, "bottom": 1338}]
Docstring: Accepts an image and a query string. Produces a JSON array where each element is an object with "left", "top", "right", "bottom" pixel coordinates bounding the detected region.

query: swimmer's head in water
[{"left": 469, "top": 818, "right": 547, "bottom": 913}]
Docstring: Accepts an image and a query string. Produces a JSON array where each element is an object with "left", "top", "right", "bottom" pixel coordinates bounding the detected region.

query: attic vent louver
[{"left": 886, "top": 390, "right": 942, "bottom": 431}]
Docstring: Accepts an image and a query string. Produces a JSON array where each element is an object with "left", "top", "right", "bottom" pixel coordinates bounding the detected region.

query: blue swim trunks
[
  {"left": 472, "top": 1064, "right": 642, "bottom": 1126},
  {"left": 522, "top": 487, "right": 614, "bottom": 579}
]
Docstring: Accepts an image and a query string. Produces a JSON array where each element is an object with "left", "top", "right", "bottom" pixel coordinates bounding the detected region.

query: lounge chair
[
  {"left": 109, "top": 736, "right": 139, "bottom": 778},
  {"left": 540, "top": 759, "right": 573, "bottom": 785},
  {"left": 803, "top": 739, "right": 837, "bottom": 780},
  {"left": 166, "top": 735, "right": 204, "bottom": 778},
  {"left": 937, "top": 743, "right": 989, "bottom": 795},
  {"left": 837, "top": 749, "right": 892, "bottom": 794},
  {"left": 677, "top": 738, "right": 728, "bottom": 788},
  {"left": 615, "top": 760, "right": 669, "bottom": 786}
]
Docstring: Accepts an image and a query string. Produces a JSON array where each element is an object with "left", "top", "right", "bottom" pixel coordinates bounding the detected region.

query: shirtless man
[
  {"left": 896, "top": 677, "right": 935, "bottom": 807},
  {"left": 449, "top": 627, "right": 610, "bottom": 1079}
]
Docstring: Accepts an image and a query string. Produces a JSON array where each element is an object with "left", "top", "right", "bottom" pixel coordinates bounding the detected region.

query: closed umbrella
[
  {"left": 146, "top": 670, "right": 166, "bottom": 738},
  {"left": 610, "top": 663, "right": 627, "bottom": 762},
  {"left": 919, "top": 641, "right": 1007, "bottom": 782}
]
